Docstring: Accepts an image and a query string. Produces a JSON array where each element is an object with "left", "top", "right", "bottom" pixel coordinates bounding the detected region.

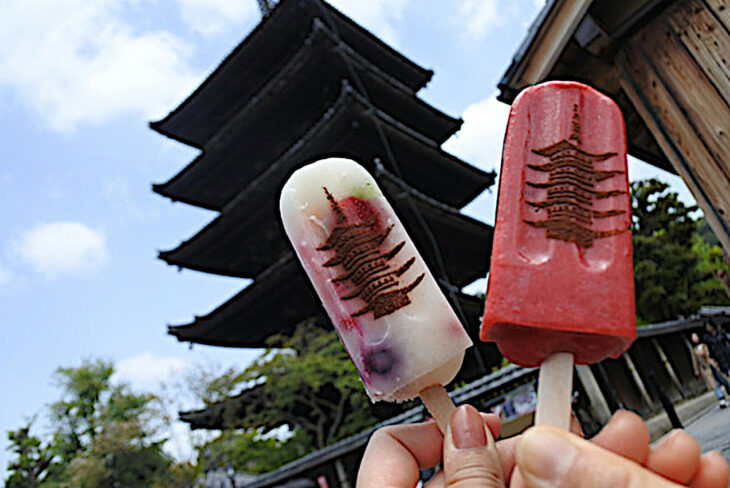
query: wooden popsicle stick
[
  {"left": 535, "top": 352, "right": 575, "bottom": 430},
  {"left": 419, "top": 385, "right": 454, "bottom": 433},
  {"left": 420, "top": 384, "right": 503, "bottom": 481}
]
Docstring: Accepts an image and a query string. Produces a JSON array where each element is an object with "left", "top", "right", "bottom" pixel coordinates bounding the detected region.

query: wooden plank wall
[{"left": 616, "top": 0, "right": 730, "bottom": 251}]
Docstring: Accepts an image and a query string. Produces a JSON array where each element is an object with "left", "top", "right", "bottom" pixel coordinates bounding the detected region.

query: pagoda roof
[
  {"left": 150, "top": 0, "right": 433, "bottom": 148},
  {"left": 153, "top": 23, "right": 462, "bottom": 212},
  {"left": 167, "top": 253, "right": 488, "bottom": 350},
  {"left": 155, "top": 82, "right": 494, "bottom": 211},
  {"left": 159, "top": 167, "right": 492, "bottom": 286}
]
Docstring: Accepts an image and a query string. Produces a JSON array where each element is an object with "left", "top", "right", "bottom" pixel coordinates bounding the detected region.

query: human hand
[{"left": 357, "top": 406, "right": 729, "bottom": 487}]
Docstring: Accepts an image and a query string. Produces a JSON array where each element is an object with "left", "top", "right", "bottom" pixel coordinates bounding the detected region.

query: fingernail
[
  {"left": 519, "top": 428, "right": 577, "bottom": 484},
  {"left": 653, "top": 429, "right": 680, "bottom": 449},
  {"left": 451, "top": 405, "right": 487, "bottom": 449}
]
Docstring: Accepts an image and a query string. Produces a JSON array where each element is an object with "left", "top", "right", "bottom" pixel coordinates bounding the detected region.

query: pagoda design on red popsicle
[
  {"left": 524, "top": 104, "right": 627, "bottom": 248},
  {"left": 317, "top": 188, "right": 424, "bottom": 319}
]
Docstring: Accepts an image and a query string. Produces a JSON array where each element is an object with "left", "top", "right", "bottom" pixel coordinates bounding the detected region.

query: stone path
[{"left": 684, "top": 403, "right": 730, "bottom": 465}]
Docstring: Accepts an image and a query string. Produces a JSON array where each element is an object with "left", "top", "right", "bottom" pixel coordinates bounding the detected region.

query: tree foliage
[
  {"left": 188, "top": 321, "right": 390, "bottom": 475},
  {"left": 5, "top": 359, "right": 196, "bottom": 487},
  {"left": 631, "top": 179, "right": 730, "bottom": 323},
  {"left": 5, "top": 422, "right": 53, "bottom": 488},
  {"left": 236, "top": 321, "right": 379, "bottom": 448}
]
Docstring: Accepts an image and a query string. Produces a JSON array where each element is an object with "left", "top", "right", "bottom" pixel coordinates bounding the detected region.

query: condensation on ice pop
[
  {"left": 481, "top": 81, "right": 636, "bottom": 368},
  {"left": 280, "top": 158, "right": 472, "bottom": 402}
]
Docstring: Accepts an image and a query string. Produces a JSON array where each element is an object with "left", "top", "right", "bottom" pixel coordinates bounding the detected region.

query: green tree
[
  {"left": 5, "top": 422, "right": 53, "bottom": 488},
  {"left": 4, "top": 359, "right": 192, "bottom": 487},
  {"left": 235, "top": 321, "right": 379, "bottom": 448},
  {"left": 198, "top": 429, "right": 312, "bottom": 475},
  {"left": 188, "top": 321, "right": 390, "bottom": 476},
  {"left": 631, "top": 179, "right": 729, "bottom": 323}
]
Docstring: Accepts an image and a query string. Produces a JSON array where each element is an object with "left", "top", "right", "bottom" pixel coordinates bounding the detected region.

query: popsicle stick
[
  {"left": 419, "top": 385, "right": 454, "bottom": 433},
  {"left": 535, "top": 352, "right": 574, "bottom": 430},
  {"left": 420, "top": 385, "right": 504, "bottom": 481}
]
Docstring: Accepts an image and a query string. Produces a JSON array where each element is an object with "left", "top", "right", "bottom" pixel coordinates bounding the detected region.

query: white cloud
[
  {"left": 0, "top": 1, "right": 201, "bottom": 131},
  {"left": 0, "top": 264, "right": 11, "bottom": 286},
  {"left": 115, "top": 352, "right": 191, "bottom": 391},
  {"left": 104, "top": 175, "right": 159, "bottom": 221},
  {"left": 13, "top": 222, "right": 109, "bottom": 279},
  {"left": 628, "top": 156, "right": 697, "bottom": 207},
  {"left": 444, "top": 95, "right": 510, "bottom": 174},
  {"left": 454, "top": 0, "right": 500, "bottom": 41},
  {"left": 175, "top": 0, "right": 259, "bottom": 37},
  {"left": 444, "top": 95, "right": 510, "bottom": 226},
  {"left": 328, "top": 0, "right": 410, "bottom": 47}
]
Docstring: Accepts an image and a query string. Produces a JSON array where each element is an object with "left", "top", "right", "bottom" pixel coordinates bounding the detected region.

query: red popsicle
[{"left": 481, "top": 81, "right": 636, "bottom": 427}]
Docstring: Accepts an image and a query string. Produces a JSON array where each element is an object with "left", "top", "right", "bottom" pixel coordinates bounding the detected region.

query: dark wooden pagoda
[{"left": 153, "top": 0, "right": 499, "bottom": 400}]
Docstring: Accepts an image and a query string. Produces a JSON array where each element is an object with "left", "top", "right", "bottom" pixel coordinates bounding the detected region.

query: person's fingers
[
  {"left": 442, "top": 405, "right": 505, "bottom": 487},
  {"left": 689, "top": 451, "right": 730, "bottom": 488},
  {"left": 570, "top": 414, "right": 584, "bottom": 437},
  {"left": 357, "top": 412, "right": 503, "bottom": 488},
  {"left": 515, "top": 426, "right": 684, "bottom": 488},
  {"left": 481, "top": 413, "right": 502, "bottom": 439},
  {"left": 357, "top": 421, "right": 444, "bottom": 488},
  {"left": 423, "top": 470, "right": 444, "bottom": 487},
  {"left": 591, "top": 410, "right": 650, "bottom": 464},
  {"left": 495, "top": 436, "right": 521, "bottom": 482},
  {"left": 646, "top": 429, "right": 701, "bottom": 484}
]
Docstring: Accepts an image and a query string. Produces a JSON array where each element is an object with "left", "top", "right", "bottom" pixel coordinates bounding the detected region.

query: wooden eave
[
  {"left": 167, "top": 254, "right": 490, "bottom": 350},
  {"left": 497, "top": 0, "right": 676, "bottom": 174},
  {"left": 159, "top": 83, "right": 493, "bottom": 214},
  {"left": 150, "top": 0, "right": 433, "bottom": 148},
  {"left": 179, "top": 365, "right": 534, "bottom": 454},
  {"left": 153, "top": 23, "right": 462, "bottom": 211},
  {"left": 158, "top": 167, "right": 492, "bottom": 286}
]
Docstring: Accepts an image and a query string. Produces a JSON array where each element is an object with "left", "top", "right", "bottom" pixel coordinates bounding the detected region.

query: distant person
[
  {"left": 691, "top": 332, "right": 730, "bottom": 408},
  {"left": 716, "top": 247, "right": 730, "bottom": 298},
  {"left": 702, "top": 319, "right": 730, "bottom": 375}
]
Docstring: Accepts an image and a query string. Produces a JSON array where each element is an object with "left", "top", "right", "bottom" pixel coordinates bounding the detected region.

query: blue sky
[{"left": 0, "top": 0, "right": 696, "bottom": 475}]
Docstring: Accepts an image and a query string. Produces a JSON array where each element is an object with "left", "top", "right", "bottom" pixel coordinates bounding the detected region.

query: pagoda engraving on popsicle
[
  {"left": 524, "top": 104, "right": 627, "bottom": 248},
  {"left": 317, "top": 188, "right": 424, "bottom": 319}
]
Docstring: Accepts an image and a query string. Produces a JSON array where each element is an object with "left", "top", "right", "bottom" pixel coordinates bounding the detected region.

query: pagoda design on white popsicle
[
  {"left": 524, "top": 104, "right": 627, "bottom": 248},
  {"left": 317, "top": 188, "right": 424, "bottom": 319}
]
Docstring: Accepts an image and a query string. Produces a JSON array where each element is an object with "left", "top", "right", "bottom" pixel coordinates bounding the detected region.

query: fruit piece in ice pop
[
  {"left": 481, "top": 81, "right": 636, "bottom": 368},
  {"left": 280, "top": 157, "right": 472, "bottom": 401}
]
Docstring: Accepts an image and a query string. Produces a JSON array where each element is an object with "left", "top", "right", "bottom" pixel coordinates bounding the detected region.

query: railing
[{"left": 233, "top": 308, "right": 729, "bottom": 488}]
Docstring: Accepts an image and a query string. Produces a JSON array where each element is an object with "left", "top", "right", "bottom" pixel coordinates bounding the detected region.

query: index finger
[
  {"left": 357, "top": 414, "right": 501, "bottom": 488},
  {"left": 357, "top": 421, "right": 444, "bottom": 488}
]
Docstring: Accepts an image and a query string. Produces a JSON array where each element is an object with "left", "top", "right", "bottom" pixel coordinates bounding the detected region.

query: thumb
[
  {"left": 443, "top": 405, "right": 505, "bottom": 487},
  {"left": 515, "top": 426, "right": 682, "bottom": 488}
]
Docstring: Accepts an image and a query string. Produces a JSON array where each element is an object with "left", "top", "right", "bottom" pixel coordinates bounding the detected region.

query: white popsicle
[{"left": 279, "top": 158, "right": 472, "bottom": 404}]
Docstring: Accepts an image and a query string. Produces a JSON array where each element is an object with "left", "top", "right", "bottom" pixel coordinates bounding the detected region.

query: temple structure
[
  {"left": 152, "top": 0, "right": 499, "bottom": 407},
  {"left": 497, "top": 0, "right": 730, "bottom": 251}
]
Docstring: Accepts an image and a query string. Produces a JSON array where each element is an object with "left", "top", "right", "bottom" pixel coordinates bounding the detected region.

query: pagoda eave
[
  {"left": 154, "top": 64, "right": 468, "bottom": 211},
  {"left": 159, "top": 167, "right": 493, "bottom": 285},
  {"left": 151, "top": 0, "right": 434, "bottom": 147},
  {"left": 167, "top": 254, "right": 490, "bottom": 349},
  {"left": 157, "top": 84, "right": 493, "bottom": 211}
]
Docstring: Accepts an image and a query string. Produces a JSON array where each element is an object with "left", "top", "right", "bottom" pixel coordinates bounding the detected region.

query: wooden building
[
  {"left": 498, "top": 0, "right": 730, "bottom": 251},
  {"left": 152, "top": 0, "right": 501, "bottom": 390}
]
